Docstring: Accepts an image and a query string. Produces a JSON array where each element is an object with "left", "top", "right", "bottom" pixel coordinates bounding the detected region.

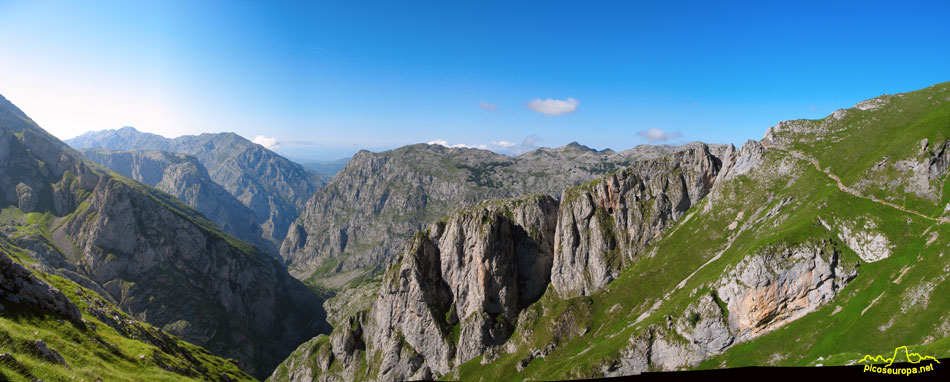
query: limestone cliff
[
  {"left": 66, "top": 126, "right": 326, "bottom": 253},
  {"left": 270, "top": 194, "right": 559, "bottom": 381},
  {"left": 282, "top": 141, "right": 722, "bottom": 287},
  {"left": 551, "top": 145, "right": 721, "bottom": 296},
  {"left": 79, "top": 148, "right": 273, "bottom": 254}
]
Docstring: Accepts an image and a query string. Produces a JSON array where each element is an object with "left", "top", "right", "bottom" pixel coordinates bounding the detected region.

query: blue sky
[{"left": 0, "top": 1, "right": 947, "bottom": 160}]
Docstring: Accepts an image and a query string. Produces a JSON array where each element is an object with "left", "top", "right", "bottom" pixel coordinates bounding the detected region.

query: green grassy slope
[
  {"left": 1, "top": 243, "right": 255, "bottom": 382},
  {"left": 770, "top": 82, "right": 950, "bottom": 216}
]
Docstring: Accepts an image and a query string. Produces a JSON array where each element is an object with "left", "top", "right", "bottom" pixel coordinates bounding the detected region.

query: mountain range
[
  {"left": 66, "top": 127, "right": 328, "bottom": 256},
  {"left": 269, "top": 82, "right": 950, "bottom": 381},
  {"left": 281, "top": 140, "right": 728, "bottom": 290},
  {"left": 1, "top": 81, "right": 948, "bottom": 381},
  {"left": 0, "top": 94, "right": 329, "bottom": 379}
]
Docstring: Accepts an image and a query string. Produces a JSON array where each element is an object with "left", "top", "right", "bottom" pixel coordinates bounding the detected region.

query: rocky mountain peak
[
  {"left": 278, "top": 194, "right": 559, "bottom": 381},
  {"left": 281, "top": 138, "right": 708, "bottom": 287},
  {"left": 66, "top": 126, "right": 327, "bottom": 255},
  {"left": 551, "top": 145, "right": 722, "bottom": 297}
]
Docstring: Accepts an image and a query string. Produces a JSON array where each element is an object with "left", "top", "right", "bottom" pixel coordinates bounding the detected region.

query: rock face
[
  {"left": 718, "top": 140, "right": 765, "bottom": 181},
  {"left": 31, "top": 340, "right": 69, "bottom": 367},
  {"left": 267, "top": 335, "right": 335, "bottom": 382},
  {"left": 0, "top": 247, "right": 81, "bottom": 322},
  {"left": 283, "top": 141, "right": 722, "bottom": 285},
  {"left": 272, "top": 147, "right": 734, "bottom": 382},
  {"left": 891, "top": 138, "right": 950, "bottom": 201},
  {"left": 716, "top": 241, "right": 857, "bottom": 342},
  {"left": 551, "top": 145, "right": 721, "bottom": 296},
  {"left": 368, "top": 194, "right": 559, "bottom": 380},
  {"left": 271, "top": 194, "right": 560, "bottom": 381},
  {"left": 79, "top": 148, "right": 272, "bottom": 254},
  {"left": 678, "top": 293, "right": 734, "bottom": 354},
  {"left": 59, "top": 177, "right": 328, "bottom": 377},
  {"left": 0, "top": 93, "right": 329, "bottom": 378},
  {"left": 832, "top": 218, "right": 892, "bottom": 263},
  {"left": 608, "top": 241, "right": 857, "bottom": 375},
  {"left": 66, "top": 126, "right": 326, "bottom": 253}
]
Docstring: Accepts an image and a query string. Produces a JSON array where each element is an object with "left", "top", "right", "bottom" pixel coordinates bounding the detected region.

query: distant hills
[{"left": 298, "top": 157, "right": 350, "bottom": 177}]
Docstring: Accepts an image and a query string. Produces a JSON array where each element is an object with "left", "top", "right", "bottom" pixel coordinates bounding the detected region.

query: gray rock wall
[
  {"left": 551, "top": 146, "right": 721, "bottom": 297},
  {"left": 365, "top": 194, "right": 559, "bottom": 380}
]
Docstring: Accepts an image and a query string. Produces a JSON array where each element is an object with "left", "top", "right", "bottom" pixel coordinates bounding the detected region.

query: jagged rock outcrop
[
  {"left": 0, "top": 248, "right": 81, "bottom": 322},
  {"left": 551, "top": 145, "right": 721, "bottom": 297},
  {"left": 281, "top": 141, "right": 723, "bottom": 285},
  {"left": 0, "top": 93, "right": 329, "bottom": 378},
  {"left": 890, "top": 138, "right": 950, "bottom": 201},
  {"left": 273, "top": 146, "right": 739, "bottom": 381},
  {"left": 608, "top": 292, "right": 732, "bottom": 375},
  {"left": 267, "top": 335, "right": 336, "bottom": 382},
  {"left": 827, "top": 217, "right": 892, "bottom": 263},
  {"left": 606, "top": 292, "right": 733, "bottom": 376},
  {"left": 66, "top": 126, "right": 326, "bottom": 252},
  {"left": 607, "top": 241, "right": 857, "bottom": 375},
  {"left": 30, "top": 340, "right": 69, "bottom": 367},
  {"left": 676, "top": 293, "right": 734, "bottom": 354},
  {"left": 79, "top": 148, "right": 273, "bottom": 253},
  {"left": 271, "top": 194, "right": 559, "bottom": 381},
  {"left": 367, "top": 194, "right": 559, "bottom": 380},
  {"left": 718, "top": 140, "right": 765, "bottom": 181},
  {"left": 716, "top": 241, "right": 857, "bottom": 342}
]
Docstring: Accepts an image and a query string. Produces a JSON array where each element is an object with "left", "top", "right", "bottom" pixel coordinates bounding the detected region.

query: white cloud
[
  {"left": 428, "top": 135, "right": 543, "bottom": 155},
  {"left": 522, "top": 135, "right": 539, "bottom": 148},
  {"left": 490, "top": 135, "right": 541, "bottom": 155},
  {"left": 480, "top": 101, "right": 499, "bottom": 111},
  {"left": 427, "top": 139, "right": 454, "bottom": 147},
  {"left": 252, "top": 135, "right": 281, "bottom": 150},
  {"left": 637, "top": 128, "right": 682, "bottom": 143},
  {"left": 526, "top": 97, "right": 579, "bottom": 116},
  {"left": 428, "top": 139, "right": 488, "bottom": 150}
]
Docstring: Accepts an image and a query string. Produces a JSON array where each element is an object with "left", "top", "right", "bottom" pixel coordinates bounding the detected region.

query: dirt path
[{"left": 766, "top": 144, "right": 948, "bottom": 225}]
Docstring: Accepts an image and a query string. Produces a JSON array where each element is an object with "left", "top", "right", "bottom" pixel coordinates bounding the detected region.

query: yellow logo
[{"left": 859, "top": 346, "right": 940, "bottom": 375}]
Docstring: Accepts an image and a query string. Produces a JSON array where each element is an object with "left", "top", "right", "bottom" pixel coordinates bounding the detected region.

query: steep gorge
[
  {"left": 270, "top": 143, "right": 730, "bottom": 381},
  {"left": 281, "top": 141, "right": 726, "bottom": 288}
]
